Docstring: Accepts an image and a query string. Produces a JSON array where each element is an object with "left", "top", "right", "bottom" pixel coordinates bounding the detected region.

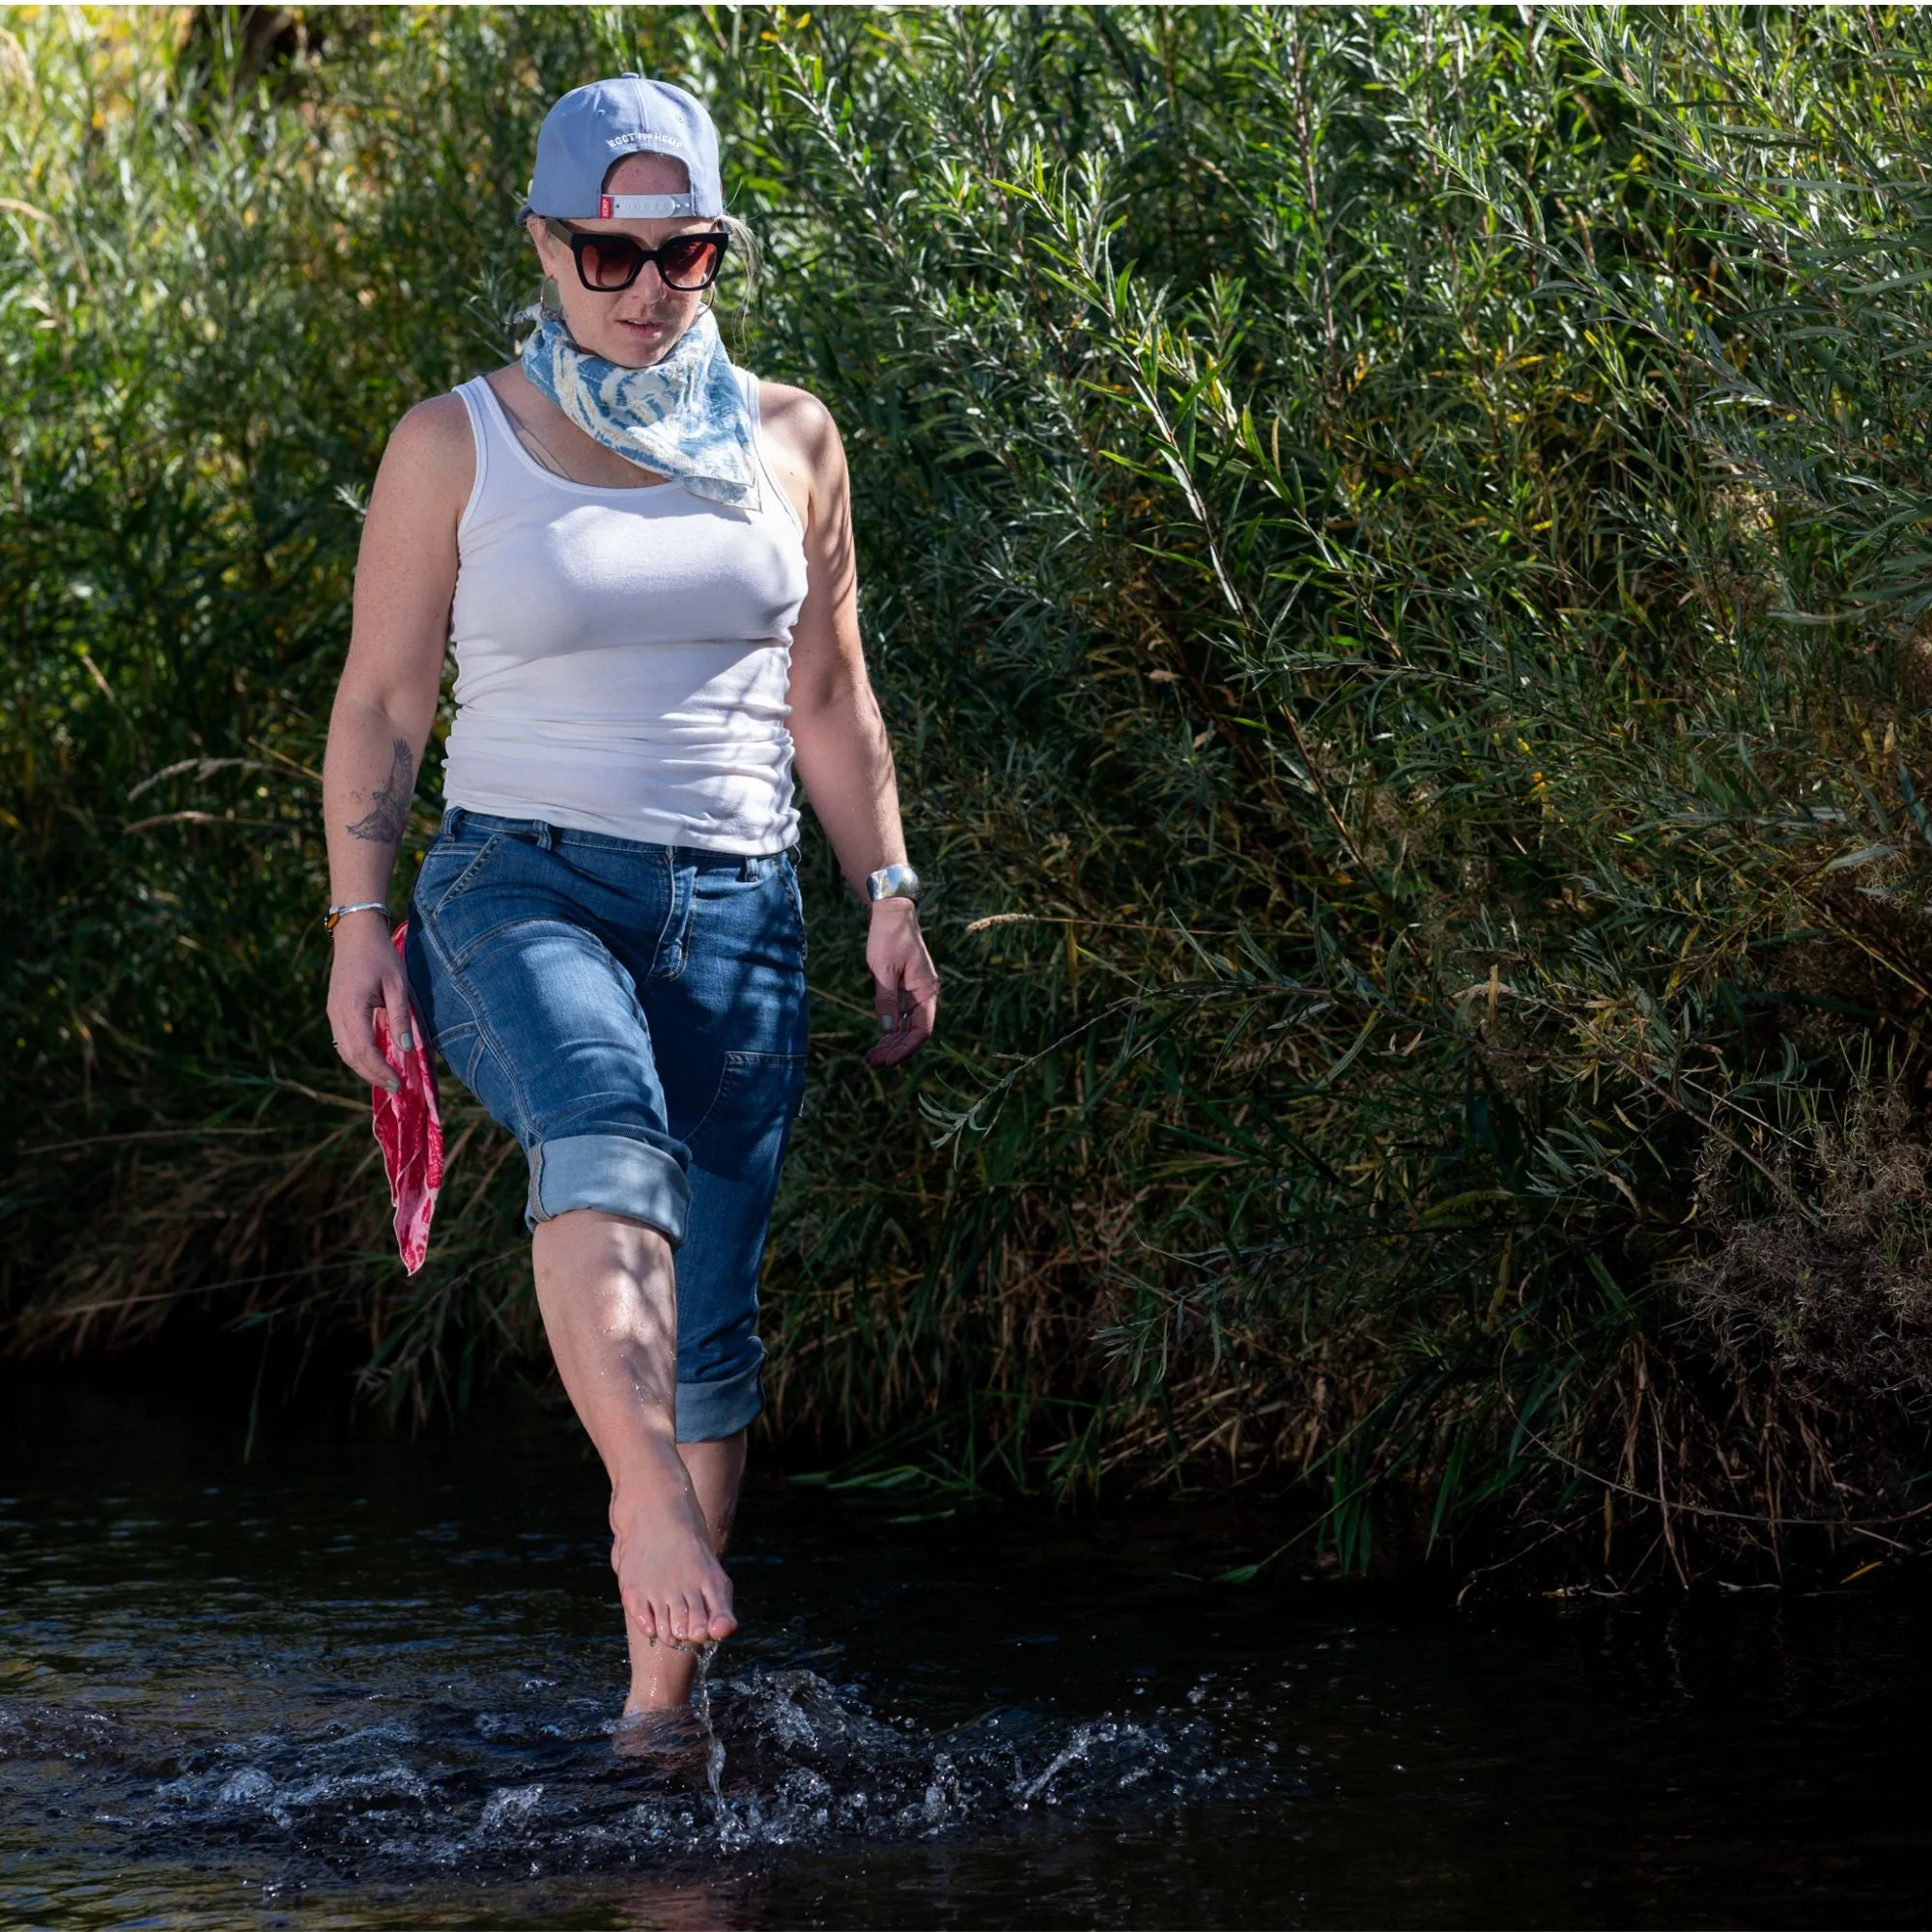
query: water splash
[
  {"left": 691, "top": 1639, "right": 736, "bottom": 1844},
  {"left": 0, "top": 1664, "right": 1290, "bottom": 1886},
  {"left": 1017, "top": 1721, "right": 1105, "bottom": 1804}
]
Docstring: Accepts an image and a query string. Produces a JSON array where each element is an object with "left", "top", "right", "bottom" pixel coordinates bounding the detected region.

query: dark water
[{"left": 5, "top": 1377, "right": 1932, "bottom": 1929}]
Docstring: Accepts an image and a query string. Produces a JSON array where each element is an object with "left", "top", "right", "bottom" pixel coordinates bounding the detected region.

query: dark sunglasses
[{"left": 543, "top": 218, "right": 729, "bottom": 294}]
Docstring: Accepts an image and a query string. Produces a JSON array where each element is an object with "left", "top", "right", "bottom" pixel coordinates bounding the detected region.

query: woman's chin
[{"left": 602, "top": 321, "right": 673, "bottom": 366}]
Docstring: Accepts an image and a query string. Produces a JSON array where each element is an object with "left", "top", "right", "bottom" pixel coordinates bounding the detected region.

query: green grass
[{"left": 10, "top": 5, "right": 1932, "bottom": 1584}]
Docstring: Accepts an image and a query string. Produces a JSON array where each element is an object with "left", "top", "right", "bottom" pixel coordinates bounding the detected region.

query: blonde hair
[{"left": 719, "top": 212, "right": 760, "bottom": 314}]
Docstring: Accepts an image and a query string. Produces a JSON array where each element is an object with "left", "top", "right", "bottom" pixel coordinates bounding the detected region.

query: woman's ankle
[
  {"left": 608, "top": 1433, "right": 703, "bottom": 1515},
  {"left": 625, "top": 1636, "right": 701, "bottom": 1711}
]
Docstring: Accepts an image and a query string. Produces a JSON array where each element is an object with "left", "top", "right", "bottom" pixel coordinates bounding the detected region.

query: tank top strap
[
  {"left": 452, "top": 376, "right": 504, "bottom": 540},
  {"left": 736, "top": 366, "right": 805, "bottom": 536}
]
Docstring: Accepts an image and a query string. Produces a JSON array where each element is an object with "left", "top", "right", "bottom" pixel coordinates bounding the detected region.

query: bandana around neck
[{"left": 519, "top": 306, "right": 760, "bottom": 509}]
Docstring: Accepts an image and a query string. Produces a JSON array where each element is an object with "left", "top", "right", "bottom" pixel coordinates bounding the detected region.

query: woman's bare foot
[
  {"left": 619, "top": 1433, "right": 748, "bottom": 1717},
  {"left": 609, "top": 1435, "right": 736, "bottom": 1707}
]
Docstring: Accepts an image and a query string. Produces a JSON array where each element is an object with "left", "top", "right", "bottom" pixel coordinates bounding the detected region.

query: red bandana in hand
[{"left": 370, "top": 921, "right": 443, "bottom": 1274}]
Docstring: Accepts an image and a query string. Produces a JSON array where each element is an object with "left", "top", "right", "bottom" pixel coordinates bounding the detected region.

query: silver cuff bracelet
[{"left": 864, "top": 863, "right": 923, "bottom": 905}]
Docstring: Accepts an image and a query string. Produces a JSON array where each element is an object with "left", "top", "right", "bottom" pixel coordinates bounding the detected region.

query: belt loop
[
  {"left": 447, "top": 806, "right": 466, "bottom": 838},
  {"left": 739, "top": 853, "right": 758, "bottom": 882},
  {"left": 535, "top": 820, "right": 554, "bottom": 852}
]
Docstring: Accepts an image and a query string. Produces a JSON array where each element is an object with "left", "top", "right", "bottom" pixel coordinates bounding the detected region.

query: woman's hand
[
  {"left": 327, "top": 917, "right": 412, "bottom": 1094},
  {"left": 866, "top": 900, "right": 939, "bottom": 1068}
]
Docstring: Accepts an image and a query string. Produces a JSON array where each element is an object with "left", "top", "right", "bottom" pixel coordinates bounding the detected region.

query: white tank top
[{"left": 440, "top": 369, "right": 810, "bottom": 852}]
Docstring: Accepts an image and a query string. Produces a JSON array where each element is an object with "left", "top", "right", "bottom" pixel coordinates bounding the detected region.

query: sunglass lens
[
  {"left": 578, "top": 236, "right": 643, "bottom": 290},
  {"left": 660, "top": 237, "right": 723, "bottom": 289}
]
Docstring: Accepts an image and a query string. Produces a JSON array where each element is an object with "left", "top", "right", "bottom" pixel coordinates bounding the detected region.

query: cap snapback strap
[{"left": 599, "top": 191, "right": 701, "bottom": 219}]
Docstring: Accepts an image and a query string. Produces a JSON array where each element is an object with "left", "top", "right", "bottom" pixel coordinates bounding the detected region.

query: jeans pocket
[
  {"left": 428, "top": 1018, "right": 483, "bottom": 1088},
  {"left": 413, "top": 833, "right": 504, "bottom": 923},
  {"left": 686, "top": 1049, "right": 809, "bottom": 1151}
]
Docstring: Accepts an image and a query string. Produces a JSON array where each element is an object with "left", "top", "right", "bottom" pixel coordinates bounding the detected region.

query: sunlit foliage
[{"left": 9, "top": 7, "right": 1932, "bottom": 1581}]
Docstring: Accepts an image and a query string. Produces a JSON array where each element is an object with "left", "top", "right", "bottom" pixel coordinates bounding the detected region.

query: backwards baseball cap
[{"left": 518, "top": 72, "right": 724, "bottom": 223}]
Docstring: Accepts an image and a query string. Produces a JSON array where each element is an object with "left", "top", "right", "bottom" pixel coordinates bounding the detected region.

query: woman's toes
[{"left": 697, "top": 1585, "right": 733, "bottom": 1640}]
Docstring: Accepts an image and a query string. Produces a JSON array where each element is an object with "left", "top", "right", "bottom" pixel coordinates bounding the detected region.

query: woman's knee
[{"left": 531, "top": 1203, "right": 678, "bottom": 1277}]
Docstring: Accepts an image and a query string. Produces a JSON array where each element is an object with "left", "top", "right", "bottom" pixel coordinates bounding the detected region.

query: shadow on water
[{"left": 5, "top": 1370, "right": 1932, "bottom": 1928}]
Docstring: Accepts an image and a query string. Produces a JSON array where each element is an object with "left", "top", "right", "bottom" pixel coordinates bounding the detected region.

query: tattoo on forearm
[{"left": 346, "top": 736, "right": 414, "bottom": 845}]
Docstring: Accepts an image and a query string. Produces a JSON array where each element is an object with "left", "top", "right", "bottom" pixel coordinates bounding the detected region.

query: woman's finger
[
  {"left": 384, "top": 979, "right": 416, "bottom": 1067},
  {"left": 329, "top": 985, "right": 403, "bottom": 1094},
  {"left": 884, "top": 985, "right": 937, "bottom": 1060},
  {"left": 370, "top": 971, "right": 410, "bottom": 1094},
  {"left": 903, "top": 984, "right": 937, "bottom": 1047},
  {"left": 866, "top": 972, "right": 937, "bottom": 1067},
  {"left": 345, "top": 1028, "right": 400, "bottom": 1094},
  {"left": 359, "top": 1009, "right": 404, "bottom": 1094}
]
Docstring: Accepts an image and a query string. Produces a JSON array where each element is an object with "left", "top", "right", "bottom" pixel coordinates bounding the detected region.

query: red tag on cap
[{"left": 599, "top": 195, "right": 612, "bottom": 217}]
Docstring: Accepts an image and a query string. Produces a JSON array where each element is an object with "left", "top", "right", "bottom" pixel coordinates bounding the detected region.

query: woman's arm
[
  {"left": 321, "top": 394, "right": 472, "bottom": 1093},
  {"left": 761, "top": 382, "right": 939, "bottom": 1068}
]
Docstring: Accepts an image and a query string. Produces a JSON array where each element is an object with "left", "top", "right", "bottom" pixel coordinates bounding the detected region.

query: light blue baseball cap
[{"left": 519, "top": 72, "right": 724, "bottom": 223}]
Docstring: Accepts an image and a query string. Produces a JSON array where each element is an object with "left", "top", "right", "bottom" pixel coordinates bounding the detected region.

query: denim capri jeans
[{"left": 402, "top": 805, "right": 810, "bottom": 1443}]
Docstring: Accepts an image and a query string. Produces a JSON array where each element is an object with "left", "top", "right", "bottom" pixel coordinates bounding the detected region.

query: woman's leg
[
  {"left": 408, "top": 817, "right": 760, "bottom": 1712},
  {"left": 598, "top": 849, "right": 806, "bottom": 1711},
  {"left": 530, "top": 1206, "right": 737, "bottom": 1698}
]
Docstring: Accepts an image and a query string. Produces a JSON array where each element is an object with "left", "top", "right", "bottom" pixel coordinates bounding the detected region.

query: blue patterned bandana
[{"left": 519, "top": 307, "right": 760, "bottom": 509}]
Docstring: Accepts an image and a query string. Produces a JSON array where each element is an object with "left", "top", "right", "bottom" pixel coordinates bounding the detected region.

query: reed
[{"left": 9, "top": 5, "right": 1932, "bottom": 1583}]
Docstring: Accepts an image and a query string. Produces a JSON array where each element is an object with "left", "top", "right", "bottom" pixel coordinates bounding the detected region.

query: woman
[{"left": 320, "top": 73, "right": 939, "bottom": 1720}]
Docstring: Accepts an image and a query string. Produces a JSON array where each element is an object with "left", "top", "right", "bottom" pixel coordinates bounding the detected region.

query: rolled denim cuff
[
  {"left": 526, "top": 1132, "right": 690, "bottom": 1247},
  {"left": 675, "top": 1351, "right": 765, "bottom": 1443}
]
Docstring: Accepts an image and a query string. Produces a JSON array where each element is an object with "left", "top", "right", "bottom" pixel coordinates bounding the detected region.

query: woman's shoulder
[
  {"left": 375, "top": 381, "right": 497, "bottom": 512},
  {"left": 755, "top": 377, "right": 838, "bottom": 440},
  {"left": 384, "top": 386, "right": 479, "bottom": 469},
  {"left": 754, "top": 379, "right": 845, "bottom": 486}
]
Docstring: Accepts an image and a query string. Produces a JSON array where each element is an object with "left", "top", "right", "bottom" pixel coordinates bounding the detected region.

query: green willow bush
[{"left": 10, "top": 4, "right": 1932, "bottom": 1581}]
